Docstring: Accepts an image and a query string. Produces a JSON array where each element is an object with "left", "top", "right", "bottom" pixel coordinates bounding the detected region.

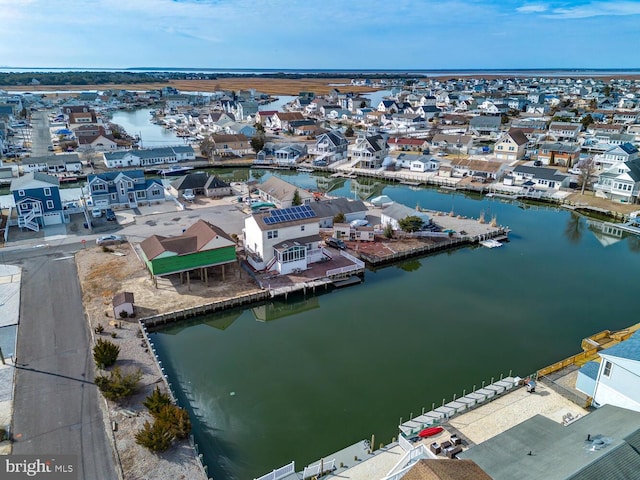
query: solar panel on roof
[{"left": 262, "top": 205, "right": 317, "bottom": 225}]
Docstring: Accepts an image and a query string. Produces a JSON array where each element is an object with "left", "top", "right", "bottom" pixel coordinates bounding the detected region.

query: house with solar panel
[
  {"left": 576, "top": 330, "right": 640, "bottom": 412},
  {"left": 243, "top": 204, "right": 326, "bottom": 274}
]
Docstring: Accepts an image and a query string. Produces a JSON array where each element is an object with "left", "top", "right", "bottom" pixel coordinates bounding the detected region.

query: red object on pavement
[{"left": 418, "top": 427, "right": 444, "bottom": 438}]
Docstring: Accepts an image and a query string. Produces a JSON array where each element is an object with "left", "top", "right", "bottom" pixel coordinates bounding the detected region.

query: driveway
[{"left": 11, "top": 250, "right": 117, "bottom": 479}]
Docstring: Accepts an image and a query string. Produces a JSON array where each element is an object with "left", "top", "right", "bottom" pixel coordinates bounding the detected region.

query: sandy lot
[{"left": 76, "top": 243, "right": 262, "bottom": 480}]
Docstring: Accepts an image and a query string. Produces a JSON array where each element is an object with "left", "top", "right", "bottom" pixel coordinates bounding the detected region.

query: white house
[
  {"left": 349, "top": 134, "right": 389, "bottom": 169},
  {"left": 576, "top": 331, "right": 640, "bottom": 412},
  {"left": 256, "top": 176, "right": 314, "bottom": 208},
  {"left": 311, "top": 130, "right": 349, "bottom": 164},
  {"left": 593, "top": 158, "right": 640, "bottom": 203},
  {"left": 409, "top": 155, "right": 439, "bottom": 172},
  {"left": 103, "top": 146, "right": 195, "bottom": 168},
  {"left": 380, "top": 202, "right": 430, "bottom": 231},
  {"left": 243, "top": 205, "right": 326, "bottom": 274},
  {"left": 510, "top": 165, "right": 571, "bottom": 190},
  {"left": 596, "top": 143, "right": 639, "bottom": 171}
]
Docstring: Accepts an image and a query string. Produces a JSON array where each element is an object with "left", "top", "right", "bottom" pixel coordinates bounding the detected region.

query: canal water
[
  {"left": 109, "top": 108, "right": 184, "bottom": 148},
  {"left": 150, "top": 178, "right": 640, "bottom": 480}
]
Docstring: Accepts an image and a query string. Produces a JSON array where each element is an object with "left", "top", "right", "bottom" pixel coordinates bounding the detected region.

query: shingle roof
[
  {"left": 171, "top": 172, "right": 210, "bottom": 190},
  {"left": 10, "top": 172, "right": 60, "bottom": 191},
  {"left": 600, "top": 330, "right": 640, "bottom": 362},
  {"left": 308, "top": 198, "right": 367, "bottom": 218},
  {"left": 506, "top": 128, "right": 529, "bottom": 146},
  {"left": 578, "top": 361, "right": 600, "bottom": 381},
  {"left": 402, "top": 459, "right": 492, "bottom": 480},
  {"left": 513, "top": 165, "right": 568, "bottom": 181},
  {"left": 140, "top": 220, "right": 234, "bottom": 261},
  {"left": 112, "top": 292, "right": 134, "bottom": 307}
]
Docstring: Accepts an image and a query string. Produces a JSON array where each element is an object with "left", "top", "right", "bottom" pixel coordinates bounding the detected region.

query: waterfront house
[
  {"left": 333, "top": 223, "right": 374, "bottom": 242},
  {"left": 204, "top": 176, "right": 232, "bottom": 198},
  {"left": 102, "top": 146, "right": 195, "bottom": 168},
  {"left": 243, "top": 205, "right": 324, "bottom": 274},
  {"left": 576, "top": 331, "right": 640, "bottom": 412},
  {"left": 349, "top": 134, "right": 389, "bottom": 169},
  {"left": 140, "top": 220, "right": 237, "bottom": 283},
  {"left": 381, "top": 202, "right": 430, "bottom": 231},
  {"left": 273, "top": 143, "right": 308, "bottom": 166},
  {"left": 593, "top": 158, "right": 640, "bottom": 203},
  {"left": 255, "top": 176, "right": 314, "bottom": 208},
  {"left": 21, "top": 154, "right": 83, "bottom": 174},
  {"left": 169, "top": 172, "right": 210, "bottom": 199},
  {"left": 87, "top": 170, "right": 164, "bottom": 208},
  {"left": 459, "top": 404, "right": 640, "bottom": 480},
  {"left": 254, "top": 110, "right": 278, "bottom": 126},
  {"left": 402, "top": 459, "right": 492, "bottom": 480},
  {"left": 510, "top": 165, "right": 570, "bottom": 190},
  {"left": 494, "top": 129, "right": 529, "bottom": 161},
  {"left": 536, "top": 142, "right": 581, "bottom": 167},
  {"left": 409, "top": 155, "right": 439, "bottom": 172},
  {"left": 308, "top": 198, "right": 368, "bottom": 228},
  {"left": 112, "top": 292, "right": 135, "bottom": 319},
  {"left": 209, "top": 133, "right": 252, "bottom": 157},
  {"left": 449, "top": 158, "right": 505, "bottom": 181},
  {"left": 77, "top": 133, "right": 119, "bottom": 152},
  {"left": 10, "top": 172, "right": 64, "bottom": 231},
  {"left": 311, "top": 130, "right": 349, "bottom": 164}
]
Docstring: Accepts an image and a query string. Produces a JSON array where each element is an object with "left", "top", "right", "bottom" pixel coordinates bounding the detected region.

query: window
[
  {"left": 18, "top": 189, "right": 25, "bottom": 197},
  {"left": 92, "top": 183, "right": 106, "bottom": 192},
  {"left": 267, "top": 230, "right": 278, "bottom": 239},
  {"left": 151, "top": 189, "right": 161, "bottom": 196},
  {"left": 136, "top": 191, "right": 146, "bottom": 199},
  {"left": 281, "top": 246, "right": 306, "bottom": 263},
  {"left": 301, "top": 225, "right": 305, "bottom": 231},
  {"left": 44, "top": 187, "right": 51, "bottom": 196},
  {"left": 127, "top": 181, "right": 133, "bottom": 189},
  {"left": 46, "top": 200, "right": 54, "bottom": 209},
  {"left": 603, "top": 360, "right": 612, "bottom": 377}
]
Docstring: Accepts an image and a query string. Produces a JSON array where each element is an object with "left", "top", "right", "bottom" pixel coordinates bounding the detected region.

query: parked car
[
  {"left": 325, "top": 237, "right": 346, "bottom": 250},
  {"left": 533, "top": 160, "right": 542, "bottom": 167},
  {"left": 96, "top": 234, "right": 126, "bottom": 246},
  {"left": 105, "top": 209, "right": 116, "bottom": 221},
  {"left": 568, "top": 167, "right": 582, "bottom": 175},
  {"left": 182, "top": 189, "right": 195, "bottom": 202},
  {"left": 91, "top": 207, "right": 103, "bottom": 218}
]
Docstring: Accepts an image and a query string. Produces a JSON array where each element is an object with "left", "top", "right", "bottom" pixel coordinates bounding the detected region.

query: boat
[
  {"left": 297, "top": 167, "right": 314, "bottom": 173},
  {"left": 418, "top": 426, "right": 443, "bottom": 438},
  {"left": 158, "top": 165, "right": 194, "bottom": 176},
  {"left": 480, "top": 239, "right": 502, "bottom": 248}
]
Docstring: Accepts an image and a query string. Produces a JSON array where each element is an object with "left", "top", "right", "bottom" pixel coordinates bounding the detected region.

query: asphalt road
[
  {"left": 30, "top": 110, "right": 52, "bottom": 156},
  {"left": 11, "top": 248, "right": 118, "bottom": 479}
]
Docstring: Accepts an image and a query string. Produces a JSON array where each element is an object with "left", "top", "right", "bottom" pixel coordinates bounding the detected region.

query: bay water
[{"left": 150, "top": 182, "right": 640, "bottom": 479}]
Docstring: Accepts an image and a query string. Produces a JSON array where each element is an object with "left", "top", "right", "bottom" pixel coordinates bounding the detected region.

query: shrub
[
  {"left": 155, "top": 405, "right": 191, "bottom": 440},
  {"left": 383, "top": 223, "right": 394, "bottom": 239},
  {"left": 94, "top": 324, "right": 104, "bottom": 334},
  {"left": 0, "top": 427, "right": 7, "bottom": 441},
  {"left": 135, "top": 420, "right": 173, "bottom": 453},
  {"left": 143, "top": 387, "right": 172, "bottom": 416},
  {"left": 102, "top": 246, "right": 113, "bottom": 253},
  {"left": 119, "top": 310, "right": 129, "bottom": 319},
  {"left": 93, "top": 338, "right": 120, "bottom": 368},
  {"left": 95, "top": 367, "right": 142, "bottom": 401}
]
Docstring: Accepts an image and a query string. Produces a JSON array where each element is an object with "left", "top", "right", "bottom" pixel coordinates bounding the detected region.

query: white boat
[
  {"left": 480, "top": 239, "right": 502, "bottom": 248},
  {"left": 158, "top": 165, "right": 194, "bottom": 176}
]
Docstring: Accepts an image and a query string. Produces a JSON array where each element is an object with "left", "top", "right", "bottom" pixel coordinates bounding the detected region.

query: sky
[{"left": 0, "top": 0, "right": 639, "bottom": 70}]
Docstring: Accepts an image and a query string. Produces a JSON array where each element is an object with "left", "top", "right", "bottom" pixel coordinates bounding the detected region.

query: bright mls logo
[{"left": 2, "top": 456, "right": 77, "bottom": 479}]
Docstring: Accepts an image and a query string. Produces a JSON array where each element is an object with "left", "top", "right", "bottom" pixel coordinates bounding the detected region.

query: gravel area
[{"left": 76, "top": 243, "right": 262, "bottom": 480}]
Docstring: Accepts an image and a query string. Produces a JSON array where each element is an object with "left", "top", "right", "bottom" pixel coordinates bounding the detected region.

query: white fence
[
  {"left": 325, "top": 250, "right": 365, "bottom": 277},
  {"left": 302, "top": 459, "right": 335, "bottom": 479},
  {"left": 254, "top": 461, "right": 296, "bottom": 480},
  {"left": 381, "top": 444, "right": 432, "bottom": 480},
  {"left": 398, "top": 433, "right": 413, "bottom": 452}
]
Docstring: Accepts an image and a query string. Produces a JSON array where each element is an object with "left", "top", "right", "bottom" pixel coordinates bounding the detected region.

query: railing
[
  {"left": 302, "top": 459, "right": 335, "bottom": 480},
  {"left": 254, "top": 461, "right": 295, "bottom": 480},
  {"left": 339, "top": 249, "right": 365, "bottom": 268},
  {"left": 382, "top": 444, "right": 432, "bottom": 480},
  {"left": 398, "top": 433, "right": 413, "bottom": 452}
]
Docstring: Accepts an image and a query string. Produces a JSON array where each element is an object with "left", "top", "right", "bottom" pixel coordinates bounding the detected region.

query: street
[
  {"left": 10, "top": 248, "right": 118, "bottom": 479},
  {"left": 29, "top": 110, "right": 53, "bottom": 157}
]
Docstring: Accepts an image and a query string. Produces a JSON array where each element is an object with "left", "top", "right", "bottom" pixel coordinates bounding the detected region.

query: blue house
[
  {"left": 10, "top": 172, "right": 64, "bottom": 231},
  {"left": 86, "top": 170, "right": 165, "bottom": 208},
  {"left": 576, "top": 330, "right": 640, "bottom": 412}
]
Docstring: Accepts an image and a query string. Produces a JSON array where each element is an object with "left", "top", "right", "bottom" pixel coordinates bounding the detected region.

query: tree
[
  {"left": 155, "top": 405, "right": 192, "bottom": 440},
  {"left": 292, "top": 189, "right": 302, "bottom": 206},
  {"left": 581, "top": 114, "right": 594, "bottom": 130},
  {"left": 250, "top": 132, "right": 266, "bottom": 153},
  {"left": 333, "top": 212, "right": 346, "bottom": 224},
  {"left": 95, "top": 367, "right": 142, "bottom": 402},
  {"left": 344, "top": 125, "right": 355, "bottom": 137},
  {"left": 383, "top": 223, "right": 394, "bottom": 239},
  {"left": 603, "top": 85, "right": 611, "bottom": 97},
  {"left": 578, "top": 158, "right": 597, "bottom": 195},
  {"left": 199, "top": 135, "right": 216, "bottom": 160},
  {"left": 564, "top": 212, "right": 584, "bottom": 244},
  {"left": 143, "top": 387, "right": 172, "bottom": 415},
  {"left": 398, "top": 215, "right": 424, "bottom": 233},
  {"left": 254, "top": 122, "right": 265, "bottom": 133},
  {"left": 135, "top": 421, "right": 173, "bottom": 453},
  {"left": 589, "top": 99, "right": 598, "bottom": 111},
  {"left": 93, "top": 338, "right": 120, "bottom": 368}
]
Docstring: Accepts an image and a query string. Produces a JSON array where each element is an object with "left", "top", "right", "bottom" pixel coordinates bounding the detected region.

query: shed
[{"left": 112, "top": 291, "right": 135, "bottom": 319}]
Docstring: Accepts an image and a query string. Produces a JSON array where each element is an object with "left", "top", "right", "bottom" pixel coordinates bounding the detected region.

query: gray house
[
  {"left": 87, "top": 170, "right": 165, "bottom": 208},
  {"left": 468, "top": 115, "right": 502, "bottom": 135}
]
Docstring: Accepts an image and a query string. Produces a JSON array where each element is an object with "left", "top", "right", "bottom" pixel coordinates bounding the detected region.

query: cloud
[
  {"left": 545, "top": 1, "right": 640, "bottom": 19},
  {"left": 516, "top": 4, "right": 548, "bottom": 13}
]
